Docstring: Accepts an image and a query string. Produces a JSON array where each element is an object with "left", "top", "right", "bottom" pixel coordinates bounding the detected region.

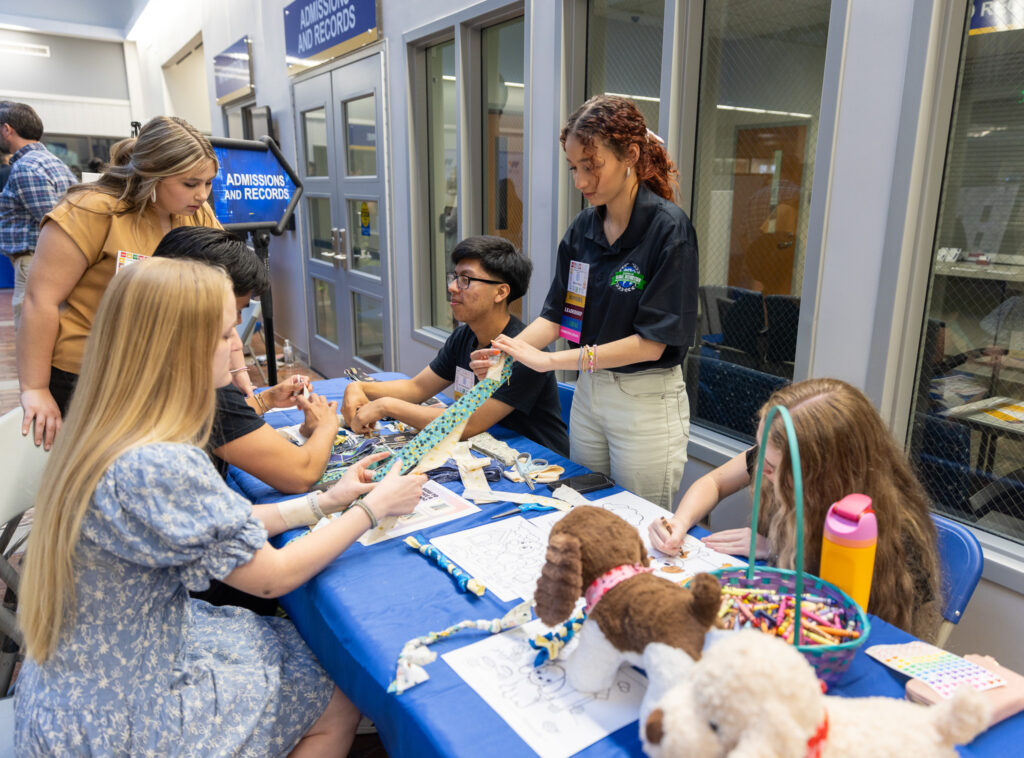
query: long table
[{"left": 229, "top": 375, "right": 1024, "bottom": 757}]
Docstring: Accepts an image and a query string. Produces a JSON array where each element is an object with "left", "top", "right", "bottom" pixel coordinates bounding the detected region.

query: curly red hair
[{"left": 560, "top": 95, "right": 678, "bottom": 202}]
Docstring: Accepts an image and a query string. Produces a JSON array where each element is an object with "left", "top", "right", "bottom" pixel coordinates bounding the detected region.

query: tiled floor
[{"left": 2, "top": 289, "right": 388, "bottom": 756}]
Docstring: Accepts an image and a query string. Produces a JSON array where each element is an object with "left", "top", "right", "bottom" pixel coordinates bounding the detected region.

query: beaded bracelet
[{"left": 350, "top": 497, "right": 378, "bottom": 529}]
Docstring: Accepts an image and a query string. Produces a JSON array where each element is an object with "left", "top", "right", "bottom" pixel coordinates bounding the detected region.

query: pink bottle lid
[{"left": 824, "top": 493, "right": 877, "bottom": 548}]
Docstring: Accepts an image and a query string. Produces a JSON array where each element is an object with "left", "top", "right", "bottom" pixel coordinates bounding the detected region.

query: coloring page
[
  {"left": 442, "top": 619, "right": 646, "bottom": 758},
  {"left": 429, "top": 517, "right": 549, "bottom": 602},
  {"left": 352, "top": 480, "right": 479, "bottom": 545}
]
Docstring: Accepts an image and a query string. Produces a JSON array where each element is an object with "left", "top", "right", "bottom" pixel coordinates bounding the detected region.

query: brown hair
[
  {"left": 755, "top": 378, "right": 942, "bottom": 639},
  {"left": 66, "top": 115, "right": 216, "bottom": 216},
  {"left": 560, "top": 95, "right": 679, "bottom": 202}
]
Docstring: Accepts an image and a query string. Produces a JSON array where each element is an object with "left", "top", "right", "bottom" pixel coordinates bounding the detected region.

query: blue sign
[
  {"left": 214, "top": 36, "right": 253, "bottom": 104},
  {"left": 971, "top": 0, "right": 1024, "bottom": 35},
  {"left": 211, "top": 145, "right": 297, "bottom": 226},
  {"left": 283, "top": 0, "right": 380, "bottom": 73}
]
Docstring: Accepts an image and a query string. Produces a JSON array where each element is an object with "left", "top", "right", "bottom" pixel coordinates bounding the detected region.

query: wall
[{"left": 0, "top": 28, "right": 131, "bottom": 137}]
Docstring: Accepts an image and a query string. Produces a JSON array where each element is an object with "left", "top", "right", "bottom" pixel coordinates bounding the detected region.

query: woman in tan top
[{"left": 19, "top": 115, "right": 221, "bottom": 449}]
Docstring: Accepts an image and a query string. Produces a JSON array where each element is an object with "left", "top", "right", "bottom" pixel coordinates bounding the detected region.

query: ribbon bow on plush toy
[{"left": 533, "top": 506, "right": 722, "bottom": 728}]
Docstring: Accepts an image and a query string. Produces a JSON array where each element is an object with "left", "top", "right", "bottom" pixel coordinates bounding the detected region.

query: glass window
[
  {"left": 313, "top": 277, "right": 338, "bottom": 345},
  {"left": 308, "top": 197, "right": 335, "bottom": 264},
  {"left": 348, "top": 198, "right": 381, "bottom": 276},
  {"left": 302, "top": 107, "right": 328, "bottom": 176},
  {"left": 43, "top": 134, "right": 119, "bottom": 180},
  {"left": 352, "top": 292, "right": 384, "bottom": 368},
  {"left": 344, "top": 95, "right": 377, "bottom": 176},
  {"left": 482, "top": 17, "right": 525, "bottom": 318},
  {"left": 425, "top": 39, "right": 457, "bottom": 330},
  {"left": 586, "top": 0, "right": 665, "bottom": 130},
  {"left": 687, "top": 0, "right": 831, "bottom": 439},
  {"left": 908, "top": 12, "right": 1024, "bottom": 544}
]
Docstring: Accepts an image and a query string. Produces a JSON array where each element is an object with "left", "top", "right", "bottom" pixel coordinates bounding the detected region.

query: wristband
[
  {"left": 307, "top": 491, "right": 326, "bottom": 521},
  {"left": 277, "top": 496, "right": 318, "bottom": 528},
  {"left": 350, "top": 497, "right": 379, "bottom": 529}
]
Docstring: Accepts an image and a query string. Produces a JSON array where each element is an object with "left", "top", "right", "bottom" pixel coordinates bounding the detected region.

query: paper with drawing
[
  {"left": 350, "top": 481, "right": 479, "bottom": 545},
  {"left": 442, "top": 619, "right": 647, "bottom": 758},
  {"left": 430, "top": 490, "right": 743, "bottom": 603}
]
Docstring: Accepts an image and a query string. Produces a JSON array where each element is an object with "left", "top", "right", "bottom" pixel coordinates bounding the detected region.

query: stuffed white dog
[{"left": 642, "top": 630, "right": 991, "bottom": 758}]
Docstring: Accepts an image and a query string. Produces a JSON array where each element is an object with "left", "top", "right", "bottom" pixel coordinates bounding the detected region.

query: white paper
[
  {"left": 355, "top": 480, "right": 480, "bottom": 545},
  {"left": 429, "top": 517, "right": 550, "bottom": 602},
  {"left": 530, "top": 490, "right": 745, "bottom": 583},
  {"left": 442, "top": 619, "right": 646, "bottom": 758}
]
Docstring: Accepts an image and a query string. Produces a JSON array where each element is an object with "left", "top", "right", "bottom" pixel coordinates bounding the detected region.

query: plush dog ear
[
  {"left": 534, "top": 532, "right": 583, "bottom": 626},
  {"left": 637, "top": 532, "right": 650, "bottom": 567},
  {"left": 687, "top": 573, "right": 723, "bottom": 629}
]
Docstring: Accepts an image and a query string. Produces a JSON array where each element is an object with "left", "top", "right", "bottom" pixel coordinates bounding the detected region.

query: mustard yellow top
[{"left": 45, "top": 190, "right": 221, "bottom": 374}]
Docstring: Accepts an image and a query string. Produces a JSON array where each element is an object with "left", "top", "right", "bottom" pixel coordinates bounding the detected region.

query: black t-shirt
[
  {"left": 209, "top": 385, "right": 266, "bottom": 479},
  {"left": 540, "top": 183, "right": 699, "bottom": 372},
  {"left": 429, "top": 316, "right": 570, "bottom": 457}
]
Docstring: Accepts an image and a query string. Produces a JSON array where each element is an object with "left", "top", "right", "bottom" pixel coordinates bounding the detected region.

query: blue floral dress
[{"left": 14, "top": 443, "right": 334, "bottom": 756}]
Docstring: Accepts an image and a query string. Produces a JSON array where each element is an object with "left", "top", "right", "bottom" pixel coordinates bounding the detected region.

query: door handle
[{"left": 332, "top": 227, "right": 348, "bottom": 270}]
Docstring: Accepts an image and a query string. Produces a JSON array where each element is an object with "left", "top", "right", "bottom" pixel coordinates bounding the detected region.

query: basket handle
[{"left": 749, "top": 404, "right": 805, "bottom": 645}]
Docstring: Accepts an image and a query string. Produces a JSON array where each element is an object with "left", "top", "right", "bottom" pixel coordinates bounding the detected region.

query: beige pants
[
  {"left": 10, "top": 253, "right": 32, "bottom": 332},
  {"left": 569, "top": 365, "right": 690, "bottom": 510}
]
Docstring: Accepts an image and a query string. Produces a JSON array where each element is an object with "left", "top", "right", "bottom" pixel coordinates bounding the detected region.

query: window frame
[{"left": 405, "top": 1, "right": 527, "bottom": 347}]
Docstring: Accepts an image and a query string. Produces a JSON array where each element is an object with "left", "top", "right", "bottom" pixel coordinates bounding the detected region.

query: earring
[
  {"left": 626, "top": 166, "right": 631, "bottom": 178},
  {"left": 150, "top": 186, "right": 157, "bottom": 203}
]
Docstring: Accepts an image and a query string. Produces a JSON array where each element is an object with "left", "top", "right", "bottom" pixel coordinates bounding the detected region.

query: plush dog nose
[{"left": 645, "top": 708, "right": 665, "bottom": 745}]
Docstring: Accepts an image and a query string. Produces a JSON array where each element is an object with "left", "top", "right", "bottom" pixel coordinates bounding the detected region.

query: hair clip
[{"left": 646, "top": 128, "right": 665, "bottom": 144}]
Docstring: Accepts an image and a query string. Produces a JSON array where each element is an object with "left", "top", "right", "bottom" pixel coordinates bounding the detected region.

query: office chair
[
  {"left": 556, "top": 381, "right": 575, "bottom": 431},
  {"left": 930, "top": 513, "right": 984, "bottom": 648}
]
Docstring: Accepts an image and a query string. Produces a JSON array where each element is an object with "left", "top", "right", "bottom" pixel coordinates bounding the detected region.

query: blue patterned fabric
[
  {"left": 14, "top": 443, "right": 334, "bottom": 757},
  {"left": 0, "top": 142, "right": 76, "bottom": 256}
]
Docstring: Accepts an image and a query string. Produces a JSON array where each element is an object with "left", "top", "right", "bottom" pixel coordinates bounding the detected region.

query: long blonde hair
[
  {"left": 19, "top": 259, "right": 229, "bottom": 661},
  {"left": 66, "top": 115, "right": 217, "bottom": 216},
  {"left": 756, "top": 378, "right": 942, "bottom": 638}
]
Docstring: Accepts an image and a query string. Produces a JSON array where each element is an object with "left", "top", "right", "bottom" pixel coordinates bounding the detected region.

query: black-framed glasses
[{"left": 446, "top": 272, "right": 505, "bottom": 290}]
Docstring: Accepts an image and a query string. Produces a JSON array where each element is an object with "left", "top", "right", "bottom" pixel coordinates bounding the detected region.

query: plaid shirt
[{"left": 0, "top": 142, "right": 77, "bottom": 256}]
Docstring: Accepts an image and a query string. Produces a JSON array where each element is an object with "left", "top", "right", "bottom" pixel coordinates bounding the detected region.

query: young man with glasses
[{"left": 341, "top": 235, "right": 569, "bottom": 456}]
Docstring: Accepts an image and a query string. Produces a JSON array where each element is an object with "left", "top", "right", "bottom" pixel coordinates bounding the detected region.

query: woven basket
[{"left": 711, "top": 405, "right": 871, "bottom": 687}]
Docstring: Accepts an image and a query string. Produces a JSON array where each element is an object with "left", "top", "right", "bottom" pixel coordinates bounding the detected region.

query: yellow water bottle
[{"left": 820, "top": 493, "right": 877, "bottom": 610}]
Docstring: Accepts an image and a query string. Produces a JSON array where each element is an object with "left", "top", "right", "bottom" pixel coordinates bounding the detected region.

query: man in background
[{"left": 0, "top": 101, "right": 77, "bottom": 330}]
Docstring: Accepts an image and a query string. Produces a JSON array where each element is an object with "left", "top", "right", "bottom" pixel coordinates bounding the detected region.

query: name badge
[
  {"left": 454, "top": 366, "right": 475, "bottom": 400},
  {"left": 116, "top": 250, "right": 150, "bottom": 273},
  {"left": 559, "top": 260, "right": 589, "bottom": 343}
]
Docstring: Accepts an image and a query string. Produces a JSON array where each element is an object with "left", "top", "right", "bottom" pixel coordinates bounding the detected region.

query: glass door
[{"left": 294, "top": 52, "right": 390, "bottom": 377}]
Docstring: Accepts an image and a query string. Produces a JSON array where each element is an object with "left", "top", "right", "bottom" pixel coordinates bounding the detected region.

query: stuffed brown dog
[{"left": 534, "top": 506, "right": 722, "bottom": 725}]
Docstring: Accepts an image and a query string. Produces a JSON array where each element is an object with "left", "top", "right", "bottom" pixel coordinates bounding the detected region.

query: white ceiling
[{"left": 0, "top": 0, "right": 150, "bottom": 39}]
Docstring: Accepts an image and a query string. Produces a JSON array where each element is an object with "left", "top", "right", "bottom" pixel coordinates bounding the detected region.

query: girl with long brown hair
[
  {"left": 472, "top": 95, "right": 698, "bottom": 509},
  {"left": 18, "top": 115, "right": 222, "bottom": 450},
  {"left": 650, "top": 378, "right": 942, "bottom": 639}
]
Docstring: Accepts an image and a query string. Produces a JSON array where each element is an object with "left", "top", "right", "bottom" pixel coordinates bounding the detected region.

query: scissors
[
  {"left": 514, "top": 452, "right": 549, "bottom": 491},
  {"left": 490, "top": 502, "right": 558, "bottom": 520}
]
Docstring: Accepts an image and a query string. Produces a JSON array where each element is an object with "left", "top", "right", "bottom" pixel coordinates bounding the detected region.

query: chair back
[
  {"left": 0, "top": 409, "right": 50, "bottom": 525},
  {"left": 556, "top": 381, "right": 575, "bottom": 430},
  {"left": 0, "top": 408, "right": 51, "bottom": 695},
  {"left": 930, "top": 513, "right": 983, "bottom": 646}
]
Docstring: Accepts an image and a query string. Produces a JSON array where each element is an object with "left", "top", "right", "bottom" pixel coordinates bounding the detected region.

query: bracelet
[
  {"left": 229, "top": 366, "right": 250, "bottom": 374},
  {"left": 577, "top": 346, "right": 584, "bottom": 375},
  {"left": 254, "top": 392, "right": 269, "bottom": 414},
  {"left": 307, "top": 491, "right": 326, "bottom": 521},
  {"left": 350, "top": 497, "right": 379, "bottom": 529}
]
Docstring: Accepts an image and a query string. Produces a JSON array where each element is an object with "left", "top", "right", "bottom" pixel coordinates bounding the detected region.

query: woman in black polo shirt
[{"left": 474, "top": 95, "right": 697, "bottom": 509}]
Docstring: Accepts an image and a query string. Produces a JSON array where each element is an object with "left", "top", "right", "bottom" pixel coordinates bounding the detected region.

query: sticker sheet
[
  {"left": 442, "top": 619, "right": 646, "bottom": 758},
  {"left": 332, "top": 480, "right": 479, "bottom": 545},
  {"left": 866, "top": 641, "right": 1007, "bottom": 699}
]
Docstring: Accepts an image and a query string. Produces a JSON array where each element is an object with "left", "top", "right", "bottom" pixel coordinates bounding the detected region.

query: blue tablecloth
[{"left": 229, "top": 375, "right": 1024, "bottom": 757}]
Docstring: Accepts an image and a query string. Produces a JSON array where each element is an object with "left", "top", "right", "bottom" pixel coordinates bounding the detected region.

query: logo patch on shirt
[{"left": 610, "top": 262, "right": 646, "bottom": 292}]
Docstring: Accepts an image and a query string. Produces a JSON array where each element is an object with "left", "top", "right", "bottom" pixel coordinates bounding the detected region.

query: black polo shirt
[
  {"left": 540, "top": 182, "right": 699, "bottom": 372},
  {"left": 429, "top": 315, "right": 570, "bottom": 457}
]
